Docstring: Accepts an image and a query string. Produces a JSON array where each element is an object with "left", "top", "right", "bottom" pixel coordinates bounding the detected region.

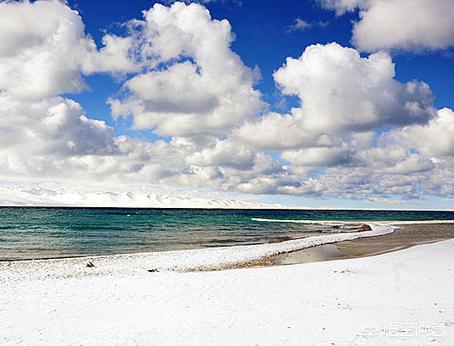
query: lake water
[{"left": 1, "top": 207, "right": 453, "bottom": 260}]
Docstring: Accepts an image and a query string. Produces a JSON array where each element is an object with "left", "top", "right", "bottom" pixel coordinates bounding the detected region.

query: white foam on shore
[{"left": 155, "top": 222, "right": 394, "bottom": 271}]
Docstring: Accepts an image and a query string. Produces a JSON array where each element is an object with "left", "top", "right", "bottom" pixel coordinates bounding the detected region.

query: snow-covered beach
[{"left": 1, "top": 223, "right": 454, "bottom": 345}]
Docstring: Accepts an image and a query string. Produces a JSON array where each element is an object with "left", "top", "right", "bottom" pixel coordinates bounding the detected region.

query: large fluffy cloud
[
  {"left": 236, "top": 43, "right": 435, "bottom": 149},
  {"left": 274, "top": 43, "right": 435, "bottom": 132},
  {"left": 321, "top": 0, "right": 454, "bottom": 52},
  {"left": 0, "top": 0, "right": 137, "bottom": 100},
  {"left": 0, "top": 95, "right": 117, "bottom": 156},
  {"left": 109, "top": 2, "right": 264, "bottom": 138}
]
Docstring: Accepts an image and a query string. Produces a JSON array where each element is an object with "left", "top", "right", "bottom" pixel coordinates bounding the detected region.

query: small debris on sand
[
  {"left": 147, "top": 269, "right": 159, "bottom": 273},
  {"left": 86, "top": 261, "right": 95, "bottom": 268}
]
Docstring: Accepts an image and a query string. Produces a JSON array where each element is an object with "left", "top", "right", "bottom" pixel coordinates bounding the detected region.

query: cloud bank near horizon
[{"left": 0, "top": 0, "right": 453, "bottom": 207}]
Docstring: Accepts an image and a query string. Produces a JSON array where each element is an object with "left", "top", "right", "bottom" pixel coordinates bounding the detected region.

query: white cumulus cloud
[
  {"left": 109, "top": 2, "right": 265, "bottom": 138},
  {"left": 0, "top": 0, "right": 138, "bottom": 100},
  {"left": 321, "top": 0, "right": 454, "bottom": 52},
  {"left": 236, "top": 43, "right": 435, "bottom": 152}
]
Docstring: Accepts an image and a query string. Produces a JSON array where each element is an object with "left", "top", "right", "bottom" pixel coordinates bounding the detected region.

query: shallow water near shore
[
  {"left": 271, "top": 223, "right": 454, "bottom": 265},
  {"left": 0, "top": 207, "right": 453, "bottom": 261}
]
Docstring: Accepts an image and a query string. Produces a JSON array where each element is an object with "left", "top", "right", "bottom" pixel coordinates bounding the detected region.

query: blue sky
[
  {"left": 0, "top": 0, "right": 453, "bottom": 209},
  {"left": 68, "top": 0, "right": 453, "bottom": 132},
  {"left": 71, "top": 0, "right": 454, "bottom": 209}
]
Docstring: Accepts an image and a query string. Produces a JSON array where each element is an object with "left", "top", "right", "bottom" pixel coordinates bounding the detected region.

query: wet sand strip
[{"left": 269, "top": 223, "right": 454, "bottom": 266}]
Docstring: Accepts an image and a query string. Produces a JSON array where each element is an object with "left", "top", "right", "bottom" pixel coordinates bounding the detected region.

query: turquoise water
[{"left": 0, "top": 207, "right": 453, "bottom": 260}]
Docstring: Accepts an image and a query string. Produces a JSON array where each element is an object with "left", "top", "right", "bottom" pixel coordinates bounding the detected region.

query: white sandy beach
[{"left": 1, "top": 233, "right": 454, "bottom": 345}]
